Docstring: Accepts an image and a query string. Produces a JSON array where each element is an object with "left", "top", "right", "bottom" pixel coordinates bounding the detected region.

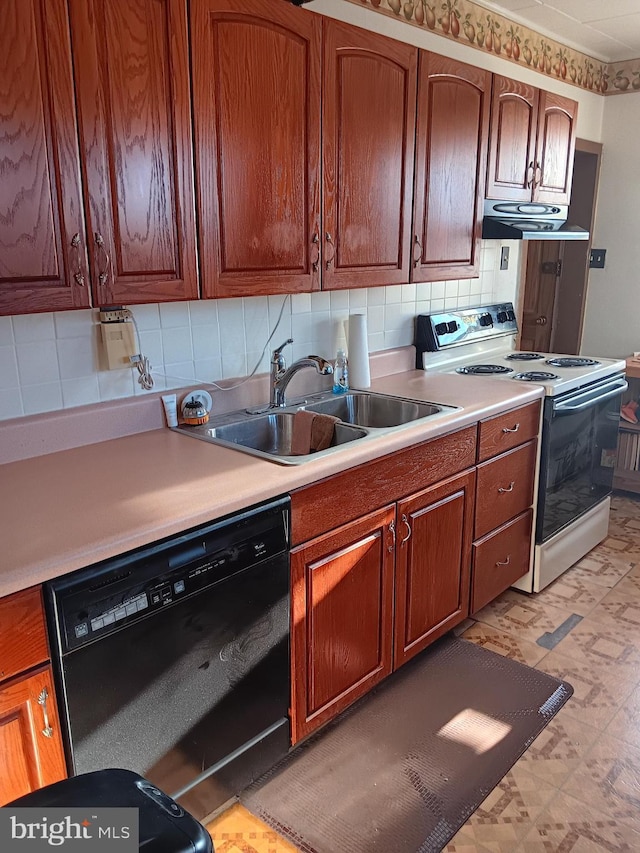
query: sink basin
[
  {"left": 304, "top": 391, "right": 444, "bottom": 428},
  {"left": 180, "top": 411, "right": 367, "bottom": 462},
  {"left": 174, "top": 391, "right": 460, "bottom": 465}
]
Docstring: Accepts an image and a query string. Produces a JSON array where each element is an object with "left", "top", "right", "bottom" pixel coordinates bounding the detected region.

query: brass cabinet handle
[
  {"left": 311, "top": 232, "right": 320, "bottom": 272},
  {"left": 388, "top": 520, "right": 396, "bottom": 553},
  {"left": 37, "top": 687, "right": 53, "bottom": 738},
  {"left": 526, "top": 160, "right": 535, "bottom": 188},
  {"left": 324, "top": 232, "right": 335, "bottom": 269},
  {"left": 534, "top": 161, "right": 543, "bottom": 189},
  {"left": 94, "top": 232, "right": 112, "bottom": 287},
  {"left": 400, "top": 513, "right": 412, "bottom": 546},
  {"left": 496, "top": 555, "right": 511, "bottom": 566},
  {"left": 412, "top": 234, "right": 422, "bottom": 268},
  {"left": 502, "top": 423, "right": 520, "bottom": 433},
  {"left": 70, "top": 233, "right": 85, "bottom": 286},
  {"left": 498, "top": 481, "right": 515, "bottom": 493}
]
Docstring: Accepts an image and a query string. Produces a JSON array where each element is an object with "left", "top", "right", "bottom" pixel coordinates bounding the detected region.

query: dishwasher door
[{"left": 47, "top": 498, "right": 290, "bottom": 817}]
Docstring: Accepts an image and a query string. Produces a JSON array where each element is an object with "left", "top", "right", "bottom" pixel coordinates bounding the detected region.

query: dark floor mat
[{"left": 242, "top": 634, "right": 573, "bottom": 853}]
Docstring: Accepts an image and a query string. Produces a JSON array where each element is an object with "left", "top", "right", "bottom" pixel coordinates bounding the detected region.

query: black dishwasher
[{"left": 45, "top": 496, "right": 290, "bottom": 819}]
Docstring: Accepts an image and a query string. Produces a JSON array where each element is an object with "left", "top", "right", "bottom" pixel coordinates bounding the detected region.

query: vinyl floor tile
[
  {"left": 519, "top": 790, "right": 640, "bottom": 852},
  {"left": 513, "top": 709, "right": 601, "bottom": 788},
  {"left": 562, "top": 732, "right": 640, "bottom": 834},
  {"left": 535, "top": 650, "right": 636, "bottom": 730},
  {"left": 587, "top": 586, "right": 640, "bottom": 634},
  {"left": 533, "top": 571, "right": 609, "bottom": 617},
  {"left": 567, "top": 549, "right": 633, "bottom": 589},
  {"left": 549, "top": 613, "right": 640, "bottom": 676},
  {"left": 605, "top": 683, "right": 640, "bottom": 750},
  {"left": 472, "top": 589, "right": 577, "bottom": 646},
  {"left": 206, "top": 803, "right": 299, "bottom": 853},
  {"left": 461, "top": 621, "right": 549, "bottom": 667}
]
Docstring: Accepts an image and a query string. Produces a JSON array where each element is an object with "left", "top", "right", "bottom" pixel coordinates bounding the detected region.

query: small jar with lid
[{"left": 181, "top": 396, "right": 209, "bottom": 426}]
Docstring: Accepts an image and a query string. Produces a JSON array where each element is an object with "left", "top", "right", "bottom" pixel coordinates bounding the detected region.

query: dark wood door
[
  {"left": 394, "top": 469, "right": 475, "bottom": 669},
  {"left": 0, "top": 0, "right": 90, "bottom": 316},
  {"left": 412, "top": 53, "right": 490, "bottom": 282},
  {"left": 0, "top": 666, "right": 67, "bottom": 806},
  {"left": 534, "top": 91, "right": 577, "bottom": 205},
  {"left": 191, "top": 0, "right": 321, "bottom": 298},
  {"left": 70, "top": 0, "right": 198, "bottom": 305},
  {"left": 290, "top": 505, "right": 395, "bottom": 743},
  {"left": 520, "top": 241, "right": 564, "bottom": 351},
  {"left": 322, "top": 20, "right": 417, "bottom": 290},
  {"left": 486, "top": 76, "right": 539, "bottom": 203}
]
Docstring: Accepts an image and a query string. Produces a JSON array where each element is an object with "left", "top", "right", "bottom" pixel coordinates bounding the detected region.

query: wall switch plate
[
  {"left": 589, "top": 249, "right": 606, "bottom": 268},
  {"left": 500, "top": 247, "right": 509, "bottom": 270}
]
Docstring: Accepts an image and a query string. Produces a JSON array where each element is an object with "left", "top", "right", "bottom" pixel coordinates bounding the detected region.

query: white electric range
[{"left": 415, "top": 303, "right": 627, "bottom": 593}]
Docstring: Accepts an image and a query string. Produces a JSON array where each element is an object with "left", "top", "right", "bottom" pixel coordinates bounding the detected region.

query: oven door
[{"left": 536, "top": 375, "right": 627, "bottom": 543}]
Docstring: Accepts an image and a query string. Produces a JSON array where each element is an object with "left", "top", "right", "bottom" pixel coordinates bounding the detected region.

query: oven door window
[{"left": 537, "top": 385, "right": 623, "bottom": 543}]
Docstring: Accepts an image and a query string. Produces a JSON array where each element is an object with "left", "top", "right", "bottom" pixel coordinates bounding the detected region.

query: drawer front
[
  {"left": 472, "top": 509, "right": 533, "bottom": 613},
  {"left": 475, "top": 440, "right": 536, "bottom": 538},
  {"left": 477, "top": 401, "right": 540, "bottom": 463},
  {"left": 291, "top": 425, "right": 477, "bottom": 545},
  {"left": 0, "top": 587, "right": 48, "bottom": 683}
]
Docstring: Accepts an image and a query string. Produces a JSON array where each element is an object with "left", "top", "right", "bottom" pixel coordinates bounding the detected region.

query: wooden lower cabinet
[
  {"left": 394, "top": 469, "right": 476, "bottom": 669},
  {"left": 0, "top": 665, "right": 67, "bottom": 806},
  {"left": 290, "top": 506, "right": 396, "bottom": 743}
]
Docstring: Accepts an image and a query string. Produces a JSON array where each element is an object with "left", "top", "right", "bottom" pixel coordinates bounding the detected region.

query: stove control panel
[{"left": 415, "top": 302, "right": 518, "bottom": 362}]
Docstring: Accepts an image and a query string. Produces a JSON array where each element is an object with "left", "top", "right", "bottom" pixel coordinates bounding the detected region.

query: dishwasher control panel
[{"left": 49, "top": 498, "right": 290, "bottom": 653}]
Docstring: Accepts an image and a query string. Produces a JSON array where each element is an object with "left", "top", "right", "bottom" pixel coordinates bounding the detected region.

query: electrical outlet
[
  {"left": 589, "top": 249, "right": 606, "bottom": 269},
  {"left": 100, "top": 322, "right": 136, "bottom": 369},
  {"left": 500, "top": 247, "right": 509, "bottom": 270}
]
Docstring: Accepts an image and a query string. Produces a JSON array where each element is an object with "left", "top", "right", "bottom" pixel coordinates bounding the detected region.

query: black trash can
[{"left": 7, "top": 769, "right": 213, "bottom": 852}]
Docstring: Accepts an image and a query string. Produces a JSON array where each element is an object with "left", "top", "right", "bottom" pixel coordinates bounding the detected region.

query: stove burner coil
[
  {"left": 512, "top": 371, "right": 559, "bottom": 381},
  {"left": 545, "top": 357, "right": 600, "bottom": 368},
  {"left": 456, "top": 364, "right": 514, "bottom": 375},
  {"left": 505, "top": 352, "right": 544, "bottom": 361}
]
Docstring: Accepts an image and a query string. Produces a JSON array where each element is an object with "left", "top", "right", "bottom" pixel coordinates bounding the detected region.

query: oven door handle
[{"left": 553, "top": 378, "right": 628, "bottom": 414}]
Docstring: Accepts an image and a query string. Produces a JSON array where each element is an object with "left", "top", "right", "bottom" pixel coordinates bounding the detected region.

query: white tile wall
[{"left": 0, "top": 241, "right": 521, "bottom": 421}]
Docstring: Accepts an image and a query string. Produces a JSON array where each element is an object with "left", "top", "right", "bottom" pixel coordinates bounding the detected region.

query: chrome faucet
[{"left": 270, "top": 339, "right": 333, "bottom": 407}]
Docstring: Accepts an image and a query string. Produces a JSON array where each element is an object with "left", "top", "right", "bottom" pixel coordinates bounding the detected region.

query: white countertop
[{"left": 0, "top": 371, "right": 543, "bottom": 598}]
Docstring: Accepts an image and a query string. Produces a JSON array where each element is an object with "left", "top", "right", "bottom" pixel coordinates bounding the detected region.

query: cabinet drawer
[
  {"left": 477, "top": 401, "right": 540, "bottom": 462},
  {"left": 475, "top": 440, "right": 536, "bottom": 538},
  {"left": 471, "top": 509, "right": 533, "bottom": 613},
  {"left": 0, "top": 587, "right": 48, "bottom": 683}
]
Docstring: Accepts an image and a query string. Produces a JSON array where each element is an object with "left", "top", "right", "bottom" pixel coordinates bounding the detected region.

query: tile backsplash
[{"left": 0, "top": 242, "right": 519, "bottom": 422}]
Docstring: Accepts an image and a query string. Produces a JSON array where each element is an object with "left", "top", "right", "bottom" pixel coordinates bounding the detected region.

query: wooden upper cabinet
[
  {"left": 322, "top": 21, "right": 417, "bottom": 290},
  {"left": 412, "top": 53, "right": 490, "bottom": 282},
  {"left": 0, "top": 0, "right": 90, "bottom": 316},
  {"left": 69, "top": 0, "right": 198, "bottom": 306},
  {"left": 191, "top": 0, "right": 321, "bottom": 298},
  {"left": 487, "top": 76, "right": 577, "bottom": 205},
  {"left": 534, "top": 91, "right": 577, "bottom": 204}
]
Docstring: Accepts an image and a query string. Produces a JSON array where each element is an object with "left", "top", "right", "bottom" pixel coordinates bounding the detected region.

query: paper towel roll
[{"left": 347, "top": 313, "right": 371, "bottom": 389}]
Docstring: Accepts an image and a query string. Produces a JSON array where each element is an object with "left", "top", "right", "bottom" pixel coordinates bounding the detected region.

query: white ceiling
[{"left": 474, "top": 0, "right": 640, "bottom": 62}]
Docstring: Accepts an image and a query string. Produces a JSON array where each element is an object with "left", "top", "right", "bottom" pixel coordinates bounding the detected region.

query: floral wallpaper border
[{"left": 344, "top": 0, "right": 640, "bottom": 95}]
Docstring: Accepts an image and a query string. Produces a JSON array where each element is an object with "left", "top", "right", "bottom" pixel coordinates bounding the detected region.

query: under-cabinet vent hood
[{"left": 482, "top": 200, "right": 589, "bottom": 241}]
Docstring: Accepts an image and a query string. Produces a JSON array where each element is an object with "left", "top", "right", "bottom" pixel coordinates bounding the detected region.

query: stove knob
[
  {"left": 496, "top": 311, "right": 508, "bottom": 323},
  {"left": 446, "top": 320, "right": 458, "bottom": 334},
  {"left": 507, "top": 309, "right": 516, "bottom": 321},
  {"left": 479, "top": 313, "right": 493, "bottom": 327},
  {"left": 435, "top": 322, "right": 448, "bottom": 335}
]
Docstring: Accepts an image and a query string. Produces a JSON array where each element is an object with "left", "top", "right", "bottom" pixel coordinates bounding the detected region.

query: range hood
[{"left": 482, "top": 200, "right": 589, "bottom": 241}]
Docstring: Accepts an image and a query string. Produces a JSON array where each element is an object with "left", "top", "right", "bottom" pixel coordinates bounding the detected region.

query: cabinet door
[
  {"left": 191, "top": 0, "right": 321, "bottom": 298},
  {"left": 290, "top": 505, "right": 395, "bottom": 743},
  {"left": 0, "top": 0, "right": 90, "bottom": 316},
  {"left": 534, "top": 91, "right": 577, "bottom": 205},
  {"left": 486, "top": 76, "right": 539, "bottom": 203},
  {"left": 70, "top": 0, "right": 198, "bottom": 305},
  {"left": 322, "top": 20, "right": 417, "bottom": 290},
  {"left": 412, "top": 54, "right": 490, "bottom": 282},
  {"left": 0, "top": 666, "right": 67, "bottom": 806},
  {"left": 394, "top": 469, "right": 475, "bottom": 669}
]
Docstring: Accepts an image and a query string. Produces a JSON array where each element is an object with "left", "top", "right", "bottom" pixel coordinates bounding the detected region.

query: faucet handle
[{"left": 272, "top": 338, "right": 293, "bottom": 362}]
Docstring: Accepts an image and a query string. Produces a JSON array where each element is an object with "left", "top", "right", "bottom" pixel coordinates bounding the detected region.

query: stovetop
[{"left": 415, "top": 303, "right": 626, "bottom": 396}]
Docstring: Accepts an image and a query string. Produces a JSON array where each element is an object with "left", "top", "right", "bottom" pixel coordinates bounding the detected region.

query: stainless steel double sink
[{"left": 173, "top": 390, "right": 460, "bottom": 465}]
